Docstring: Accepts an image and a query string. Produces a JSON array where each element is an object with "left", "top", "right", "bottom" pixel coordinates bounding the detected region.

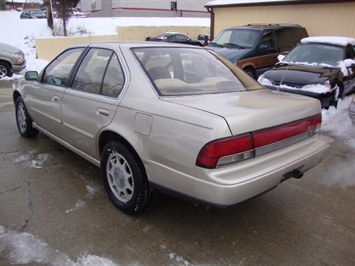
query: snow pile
[
  {"left": 321, "top": 96, "right": 355, "bottom": 148},
  {"left": 301, "top": 36, "right": 355, "bottom": 46}
]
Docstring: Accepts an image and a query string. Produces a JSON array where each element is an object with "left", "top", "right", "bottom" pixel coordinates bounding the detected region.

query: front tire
[
  {"left": 101, "top": 141, "right": 150, "bottom": 214},
  {"left": 15, "top": 97, "right": 39, "bottom": 138},
  {"left": 243, "top": 67, "right": 256, "bottom": 79}
]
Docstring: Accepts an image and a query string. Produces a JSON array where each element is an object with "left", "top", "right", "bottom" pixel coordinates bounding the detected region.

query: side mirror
[
  {"left": 277, "top": 54, "right": 286, "bottom": 62},
  {"left": 343, "top": 59, "right": 355, "bottom": 74},
  {"left": 25, "top": 71, "right": 39, "bottom": 81},
  {"left": 259, "top": 44, "right": 269, "bottom": 50}
]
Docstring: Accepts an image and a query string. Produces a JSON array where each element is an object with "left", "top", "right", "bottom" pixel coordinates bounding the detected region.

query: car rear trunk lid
[{"left": 164, "top": 89, "right": 321, "bottom": 136}]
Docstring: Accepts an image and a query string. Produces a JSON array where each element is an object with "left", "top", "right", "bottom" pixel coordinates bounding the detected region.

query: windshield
[
  {"left": 156, "top": 33, "right": 172, "bottom": 39},
  {"left": 132, "top": 47, "right": 262, "bottom": 96},
  {"left": 284, "top": 43, "right": 344, "bottom": 66},
  {"left": 30, "top": 10, "right": 44, "bottom": 14},
  {"left": 211, "top": 29, "right": 259, "bottom": 48}
]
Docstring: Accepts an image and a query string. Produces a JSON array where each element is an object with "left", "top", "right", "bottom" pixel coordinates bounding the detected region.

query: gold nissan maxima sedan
[{"left": 13, "top": 42, "right": 329, "bottom": 214}]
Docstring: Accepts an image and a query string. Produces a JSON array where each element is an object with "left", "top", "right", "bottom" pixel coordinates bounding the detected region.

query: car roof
[
  {"left": 301, "top": 36, "right": 355, "bottom": 46},
  {"left": 24, "top": 9, "right": 44, "bottom": 11},
  {"left": 225, "top": 23, "right": 304, "bottom": 31},
  {"left": 68, "top": 41, "right": 203, "bottom": 50}
]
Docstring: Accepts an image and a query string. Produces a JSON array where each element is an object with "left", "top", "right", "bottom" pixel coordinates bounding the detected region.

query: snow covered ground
[{"left": 0, "top": 9, "right": 354, "bottom": 266}]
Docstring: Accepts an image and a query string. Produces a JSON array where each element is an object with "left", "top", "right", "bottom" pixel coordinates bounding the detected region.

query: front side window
[
  {"left": 42, "top": 48, "right": 84, "bottom": 87},
  {"left": 260, "top": 31, "right": 276, "bottom": 50},
  {"left": 345, "top": 44, "right": 355, "bottom": 59},
  {"left": 132, "top": 47, "right": 262, "bottom": 96}
]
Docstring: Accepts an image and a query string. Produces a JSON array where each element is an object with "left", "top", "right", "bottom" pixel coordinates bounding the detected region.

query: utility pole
[{"left": 46, "top": 0, "right": 54, "bottom": 29}]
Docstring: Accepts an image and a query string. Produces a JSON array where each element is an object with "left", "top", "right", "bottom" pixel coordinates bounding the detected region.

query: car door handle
[
  {"left": 52, "top": 96, "right": 60, "bottom": 102},
  {"left": 98, "top": 108, "right": 109, "bottom": 116}
]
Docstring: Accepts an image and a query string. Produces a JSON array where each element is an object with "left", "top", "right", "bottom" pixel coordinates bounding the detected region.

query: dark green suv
[{"left": 207, "top": 24, "right": 308, "bottom": 78}]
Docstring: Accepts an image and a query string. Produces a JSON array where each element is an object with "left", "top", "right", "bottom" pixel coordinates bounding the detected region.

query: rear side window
[
  {"left": 292, "top": 28, "right": 308, "bottom": 44},
  {"left": 276, "top": 28, "right": 308, "bottom": 52},
  {"left": 72, "top": 48, "right": 124, "bottom": 97},
  {"left": 101, "top": 54, "right": 124, "bottom": 97},
  {"left": 276, "top": 29, "right": 294, "bottom": 52},
  {"left": 173, "top": 34, "right": 189, "bottom": 41}
]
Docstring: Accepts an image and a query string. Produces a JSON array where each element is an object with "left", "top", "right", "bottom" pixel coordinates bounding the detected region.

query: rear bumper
[{"left": 194, "top": 134, "right": 330, "bottom": 206}]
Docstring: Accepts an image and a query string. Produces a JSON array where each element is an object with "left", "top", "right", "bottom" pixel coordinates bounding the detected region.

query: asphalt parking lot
[{"left": 0, "top": 80, "right": 354, "bottom": 265}]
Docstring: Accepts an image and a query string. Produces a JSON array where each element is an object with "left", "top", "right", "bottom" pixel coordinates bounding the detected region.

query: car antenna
[{"left": 278, "top": 60, "right": 290, "bottom": 91}]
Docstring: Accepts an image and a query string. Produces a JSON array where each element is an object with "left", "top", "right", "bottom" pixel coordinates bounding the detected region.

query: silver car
[
  {"left": 0, "top": 42, "right": 26, "bottom": 78},
  {"left": 13, "top": 42, "right": 329, "bottom": 214}
]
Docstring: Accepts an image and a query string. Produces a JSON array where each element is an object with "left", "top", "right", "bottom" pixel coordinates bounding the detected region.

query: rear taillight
[
  {"left": 196, "top": 133, "right": 254, "bottom": 168},
  {"left": 196, "top": 114, "right": 322, "bottom": 169},
  {"left": 253, "top": 114, "right": 321, "bottom": 148}
]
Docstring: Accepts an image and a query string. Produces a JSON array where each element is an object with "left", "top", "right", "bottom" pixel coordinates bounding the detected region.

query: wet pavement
[{"left": 0, "top": 80, "right": 354, "bottom": 265}]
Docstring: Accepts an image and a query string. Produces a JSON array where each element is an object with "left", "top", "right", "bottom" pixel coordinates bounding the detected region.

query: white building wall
[
  {"left": 114, "top": 0, "right": 207, "bottom": 11},
  {"left": 80, "top": 0, "right": 210, "bottom": 17}
]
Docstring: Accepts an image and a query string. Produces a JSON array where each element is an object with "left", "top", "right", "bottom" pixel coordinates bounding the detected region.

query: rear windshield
[{"left": 131, "top": 47, "right": 262, "bottom": 96}]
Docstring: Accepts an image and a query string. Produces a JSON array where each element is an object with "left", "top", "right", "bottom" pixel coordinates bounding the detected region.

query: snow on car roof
[{"left": 301, "top": 36, "right": 355, "bottom": 46}]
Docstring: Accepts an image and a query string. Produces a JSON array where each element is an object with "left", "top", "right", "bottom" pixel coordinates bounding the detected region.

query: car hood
[
  {"left": 207, "top": 45, "right": 250, "bottom": 62},
  {"left": 163, "top": 89, "right": 320, "bottom": 136},
  {"left": 263, "top": 64, "right": 340, "bottom": 85},
  {"left": 0, "top": 42, "right": 22, "bottom": 54}
]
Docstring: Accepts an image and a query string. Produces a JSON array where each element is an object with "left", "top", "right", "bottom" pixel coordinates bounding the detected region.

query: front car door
[
  {"left": 61, "top": 47, "right": 125, "bottom": 160},
  {"left": 26, "top": 48, "right": 85, "bottom": 137},
  {"left": 253, "top": 30, "right": 278, "bottom": 69},
  {"left": 237, "top": 30, "right": 279, "bottom": 76}
]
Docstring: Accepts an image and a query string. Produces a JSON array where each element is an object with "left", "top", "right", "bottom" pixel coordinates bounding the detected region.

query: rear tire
[
  {"left": 0, "top": 61, "right": 13, "bottom": 78},
  {"left": 101, "top": 141, "right": 150, "bottom": 214},
  {"left": 15, "top": 97, "right": 39, "bottom": 138}
]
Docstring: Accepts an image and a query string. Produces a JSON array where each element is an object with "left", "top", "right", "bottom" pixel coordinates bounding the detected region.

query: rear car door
[
  {"left": 61, "top": 47, "right": 125, "bottom": 159},
  {"left": 254, "top": 30, "right": 279, "bottom": 68},
  {"left": 26, "top": 48, "right": 84, "bottom": 137}
]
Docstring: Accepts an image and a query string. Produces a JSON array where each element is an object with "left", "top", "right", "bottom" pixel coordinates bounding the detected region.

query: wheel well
[
  {"left": 13, "top": 91, "right": 21, "bottom": 105},
  {"left": 242, "top": 66, "right": 256, "bottom": 79},
  {"left": 0, "top": 60, "right": 12, "bottom": 67},
  {"left": 98, "top": 131, "right": 146, "bottom": 175}
]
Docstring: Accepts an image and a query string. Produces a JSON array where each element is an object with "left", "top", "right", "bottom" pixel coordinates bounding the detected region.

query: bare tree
[
  {"left": 42, "top": 0, "right": 54, "bottom": 29},
  {"left": 0, "top": 0, "right": 6, "bottom": 10},
  {"left": 54, "top": 0, "right": 80, "bottom": 36}
]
